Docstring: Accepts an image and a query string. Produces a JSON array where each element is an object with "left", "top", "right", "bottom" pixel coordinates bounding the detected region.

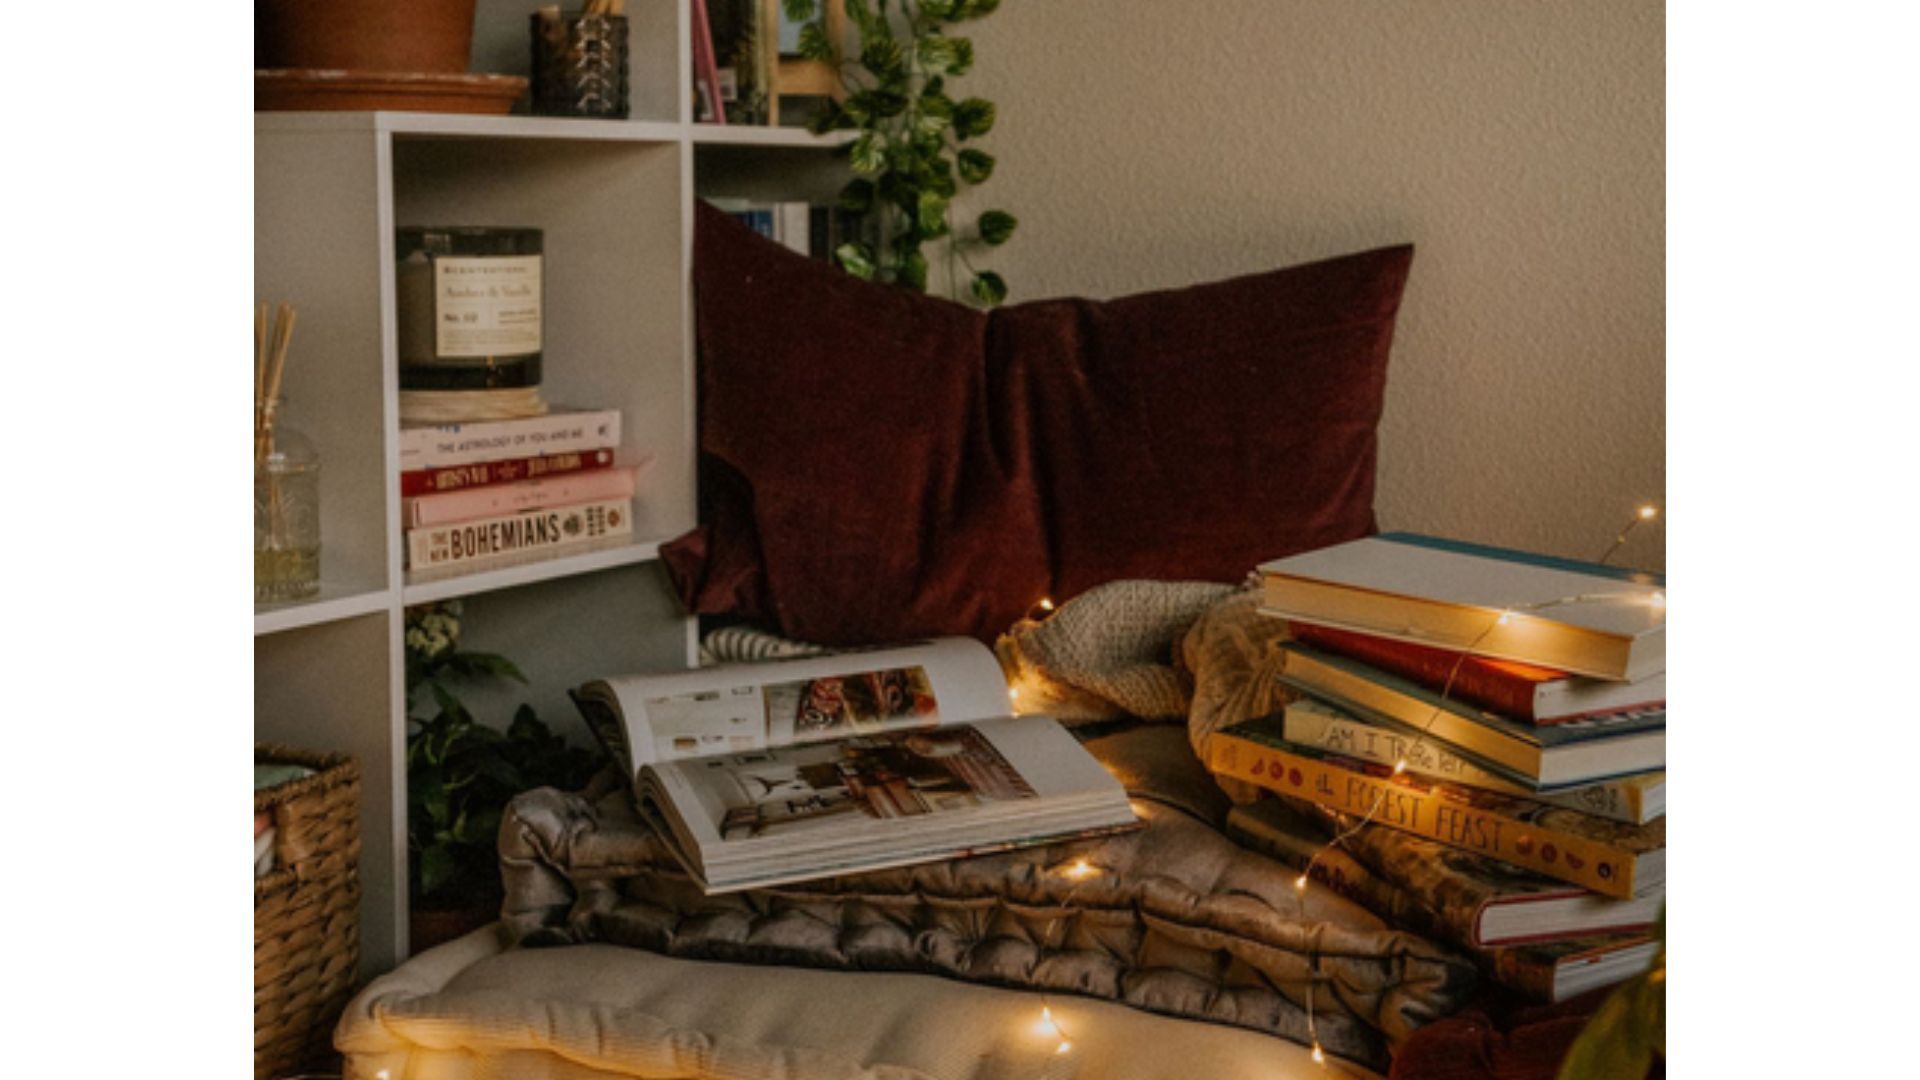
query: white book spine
[
  {"left": 398, "top": 409, "right": 622, "bottom": 469},
  {"left": 406, "top": 497, "right": 633, "bottom": 571},
  {"left": 776, "top": 202, "right": 811, "bottom": 256}
]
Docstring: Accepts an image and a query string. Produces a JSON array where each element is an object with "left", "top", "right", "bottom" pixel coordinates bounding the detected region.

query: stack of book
[
  {"left": 1211, "top": 533, "right": 1667, "bottom": 1002},
  {"left": 706, "top": 198, "right": 859, "bottom": 261},
  {"left": 400, "top": 407, "right": 645, "bottom": 582}
]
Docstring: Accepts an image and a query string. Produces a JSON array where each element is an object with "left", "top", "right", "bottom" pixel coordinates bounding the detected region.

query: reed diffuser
[{"left": 255, "top": 302, "right": 321, "bottom": 602}]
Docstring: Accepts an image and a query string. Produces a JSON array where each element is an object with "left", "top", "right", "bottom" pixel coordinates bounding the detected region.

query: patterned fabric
[{"left": 499, "top": 725, "right": 1474, "bottom": 1069}]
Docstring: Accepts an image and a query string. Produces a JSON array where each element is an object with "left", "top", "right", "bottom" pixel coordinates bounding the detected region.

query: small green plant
[
  {"left": 404, "top": 602, "right": 604, "bottom": 909},
  {"left": 789, "top": 0, "right": 1017, "bottom": 305}
]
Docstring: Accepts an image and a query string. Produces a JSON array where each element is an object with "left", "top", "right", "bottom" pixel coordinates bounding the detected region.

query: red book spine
[
  {"left": 1288, "top": 623, "right": 1548, "bottom": 721},
  {"left": 399, "top": 448, "right": 615, "bottom": 497}
]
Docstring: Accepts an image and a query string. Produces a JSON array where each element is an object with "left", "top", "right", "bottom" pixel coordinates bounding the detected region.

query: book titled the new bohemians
[{"left": 571, "top": 639, "right": 1140, "bottom": 894}]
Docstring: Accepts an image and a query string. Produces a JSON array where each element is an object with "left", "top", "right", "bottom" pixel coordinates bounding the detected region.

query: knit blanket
[{"left": 498, "top": 582, "right": 1475, "bottom": 1067}]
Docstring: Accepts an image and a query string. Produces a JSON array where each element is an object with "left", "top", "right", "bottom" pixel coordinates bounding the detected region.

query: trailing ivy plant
[{"left": 788, "top": 0, "right": 1017, "bottom": 306}]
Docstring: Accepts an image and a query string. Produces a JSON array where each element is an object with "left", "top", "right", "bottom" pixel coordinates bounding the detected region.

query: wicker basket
[{"left": 255, "top": 745, "right": 362, "bottom": 1080}]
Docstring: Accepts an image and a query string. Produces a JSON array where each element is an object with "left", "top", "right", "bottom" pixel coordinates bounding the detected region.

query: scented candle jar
[{"left": 396, "top": 227, "right": 544, "bottom": 391}]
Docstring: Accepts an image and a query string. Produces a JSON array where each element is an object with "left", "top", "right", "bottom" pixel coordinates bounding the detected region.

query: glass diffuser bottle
[{"left": 255, "top": 397, "right": 321, "bottom": 602}]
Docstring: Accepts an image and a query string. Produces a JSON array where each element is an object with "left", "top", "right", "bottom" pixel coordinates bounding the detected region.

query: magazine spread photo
[{"left": 573, "top": 638, "right": 1140, "bottom": 893}]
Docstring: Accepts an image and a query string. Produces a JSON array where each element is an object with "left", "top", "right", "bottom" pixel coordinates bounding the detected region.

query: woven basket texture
[{"left": 254, "top": 745, "right": 361, "bottom": 1080}]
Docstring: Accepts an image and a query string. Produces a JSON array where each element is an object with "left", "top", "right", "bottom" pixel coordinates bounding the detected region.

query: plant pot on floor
[
  {"left": 256, "top": 0, "right": 478, "bottom": 73},
  {"left": 410, "top": 904, "right": 498, "bottom": 955}
]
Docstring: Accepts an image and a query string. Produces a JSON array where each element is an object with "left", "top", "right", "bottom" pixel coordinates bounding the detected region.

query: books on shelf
[
  {"left": 706, "top": 198, "right": 856, "bottom": 260},
  {"left": 403, "top": 460, "right": 650, "bottom": 528},
  {"left": 1209, "top": 718, "right": 1665, "bottom": 899},
  {"left": 1259, "top": 533, "right": 1666, "bottom": 681},
  {"left": 1227, "top": 799, "right": 1656, "bottom": 1002},
  {"left": 1287, "top": 623, "right": 1665, "bottom": 724},
  {"left": 570, "top": 638, "right": 1141, "bottom": 894},
  {"left": 1281, "top": 698, "right": 1665, "bottom": 825},
  {"left": 398, "top": 406, "right": 621, "bottom": 471},
  {"left": 395, "top": 406, "right": 637, "bottom": 579},
  {"left": 400, "top": 448, "right": 616, "bottom": 497},
  {"left": 406, "top": 497, "right": 633, "bottom": 574}
]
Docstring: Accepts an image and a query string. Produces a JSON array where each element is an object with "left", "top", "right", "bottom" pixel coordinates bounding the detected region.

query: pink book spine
[
  {"left": 691, "top": 0, "right": 727, "bottom": 125},
  {"left": 404, "top": 462, "right": 645, "bottom": 528}
]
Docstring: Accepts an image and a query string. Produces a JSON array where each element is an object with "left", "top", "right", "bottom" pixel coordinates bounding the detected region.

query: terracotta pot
[
  {"left": 409, "top": 905, "right": 497, "bottom": 955},
  {"left": 256, "top": 0, "right": 478, "bottom": 74}
]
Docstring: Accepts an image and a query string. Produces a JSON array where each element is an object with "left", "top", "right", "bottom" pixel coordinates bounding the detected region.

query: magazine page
[
  {"left": 598, "top": 637, "right": 1012, "bottom": 768},
  {"left": 646, "top": 715, "right": 1127, "bottom": 863}
]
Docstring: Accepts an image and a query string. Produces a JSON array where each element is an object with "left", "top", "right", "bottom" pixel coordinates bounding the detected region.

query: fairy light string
[
  {"left": 1010, "top": 505, "right": 1663, "bottom": 1070},
  {"left": 1286, "top": 505, "right": 1663, "bottom": 1065}
]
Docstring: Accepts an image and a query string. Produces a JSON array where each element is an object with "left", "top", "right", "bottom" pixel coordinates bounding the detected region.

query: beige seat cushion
[{"left": 338, "top": 927, "right": 1376, "bottom": 1080}]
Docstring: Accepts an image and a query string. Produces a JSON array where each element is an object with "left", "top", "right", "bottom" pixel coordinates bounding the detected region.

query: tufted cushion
[
  {"left": 497, "top": 726, "right": 1474, "bottom": 1070},
  {"left": 661, "top": 202, "right": 1414, "bottom": 645}
]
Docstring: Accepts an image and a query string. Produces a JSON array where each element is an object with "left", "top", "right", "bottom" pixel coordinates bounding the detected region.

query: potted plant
[
  {"left": 786, "top": 0, "right": 1018, "bottom": 305},
  {"left": 404, "top": 602, "right": 605, "bottom": 952}
]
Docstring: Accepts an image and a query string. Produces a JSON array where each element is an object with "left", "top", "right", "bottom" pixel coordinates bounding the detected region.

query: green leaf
[
  {"left": 970, "top": 271, "right": 1008, "bottom": 306},
  {"left": 860, "top": 37, "right": 906, "bottom": 79},
  {"left": 912, "top": 94, "right": 953, "bottom": 140},
  {"left": 782, "top": 0, "right": 817, "bottom": 20},
  {"left": 837, "top": 178, "right": 876, "bottom": 213},
  {"left": 954, "top": 0, "right": 1001, "bottom": 18},
  {"left": 977, "top": 209, "right": 1017, "bottom": 245},
  {"left": 919, "top": 0, "right": 956, "bottom": 18},
  {"left": 848, "top": 88, "right": 907, "bottom": 119},
  {"left": 849, "top": 132, "right": 885, "bottom": 174},
  {"left": 901, "top": 248, "right": 929, "bottom": 291},
  {"left": 835, "top": 242, "right": 876, "bottom": 279},
  {"left": 916, "top": 190, "right": 950, "bottom": 235},
  {"left": 956, "top": 148, "right": 994, "bottom": 184},
  {"left": 419, "top": 845, "right": 458, "bottom": 898},
  {"left": 798, "top": 21, "right": 835, "bottom": 62},
  {"left": 952, "top": 97, "right": 996, "bottom": 139},
  {"left": 947, "top": 37, "right": 974, "bottom": 76},
  {"left": 918, "top": 36, "right": 958, "bottom": 71}
]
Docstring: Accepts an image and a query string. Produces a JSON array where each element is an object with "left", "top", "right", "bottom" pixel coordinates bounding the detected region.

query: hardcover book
[
  {"left": 404, "top": 497, "right": 633, "bottom": 572},
  {"left": 1287, "top": 622, "right": 1665, "bottom": 724},
  {"left": 1259, "top": 533, "right": 1666, "bottom": 681},
  {"left": 1227, "top": 799, "right": 1656, "bottom": 1001},
  {"left": 572, "top": 638, "right": 1140, "bottom": 894},
  {"left": 398, "top": 406, "right": 621, "bottom": 470},
  {"left": 1280, "top": 698, "right": 1665, "bottom": 824},
  {"left": 1278, "top": 643, "right": 1665, "bottom": 787},
  {"left": 1209, "top": 719, "right": 1665, "bottom": 899},
  {"left": 399, "top": 447, "right": 617, "bottom": 497},
  {"left": 403, "top": 461, "right": 647, "bottom": 528}
]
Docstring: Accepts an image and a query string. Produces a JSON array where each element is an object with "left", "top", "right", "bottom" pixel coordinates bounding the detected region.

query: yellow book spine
[{"left": 1210, "top": 734, "right": 1643, "bottom": 899}]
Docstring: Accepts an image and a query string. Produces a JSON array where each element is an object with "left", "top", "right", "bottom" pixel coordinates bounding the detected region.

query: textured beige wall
[{"left": 960, "top": 0, "right": 1665, "bottom": 571}]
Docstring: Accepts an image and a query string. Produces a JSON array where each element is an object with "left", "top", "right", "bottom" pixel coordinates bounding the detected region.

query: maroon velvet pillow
[{"left": 662, "top": 201, "right": 1412, "bottom": 645}]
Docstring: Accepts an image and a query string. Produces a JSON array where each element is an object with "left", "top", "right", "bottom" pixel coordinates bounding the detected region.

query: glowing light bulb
[
  {"left": 1496, "top": 611, "right": 1514, "bottom": 626},
  {"left": 1056, "top": 1041, "right": 1073, "bottom": 1055},
  {"left": 1638, "top": 504, "right": 1658, "bottom": 520},
  {"left": 1039, "top": 597, "right": 1055, "bottom": 612},
  {"left": 1649, "top": 591, "right": 1666, "bottom": 609},
  {"left": 1294, "top": 874, "right": 1309, "bottom": 892},
  {"left": 1034, "top": 1007, "right": 1057, "bottom": 1037},
  {"left": 1060, "top": 858, "right": 1098, "bottom": 881},
  {"left": 1311, "top": 1043, "right": 1326, "bottom": 1065},
  {"left": 1008, "top": 686, "right": 1020, "bottom": 704},
  {"left": 1392, "top": 759, "right": 1408, "bottom": 776}
]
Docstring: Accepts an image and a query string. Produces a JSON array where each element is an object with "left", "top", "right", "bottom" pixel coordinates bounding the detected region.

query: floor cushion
[{"left": 336, "top": 925, "right": 1376, "bottom": 1079}]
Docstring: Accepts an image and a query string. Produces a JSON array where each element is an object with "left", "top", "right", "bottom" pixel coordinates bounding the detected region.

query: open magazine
[{"left": 571, "top": 638, "right": 1141, "bottom": 893}]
